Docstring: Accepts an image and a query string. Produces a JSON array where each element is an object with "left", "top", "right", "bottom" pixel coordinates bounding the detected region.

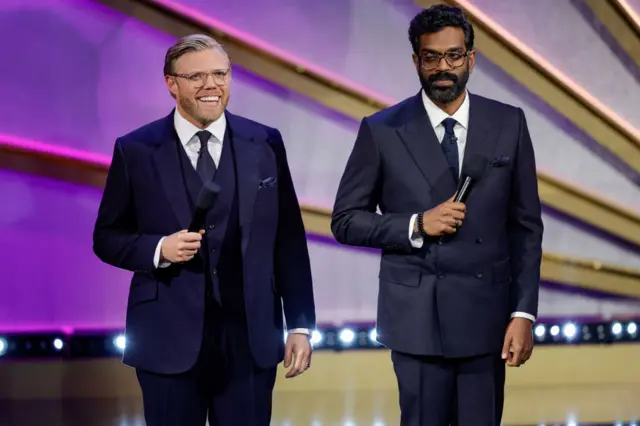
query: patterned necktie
[
  {"left": 440, "top": 118, "right": 459, "bottom": 186},
  {"left": 195, "top": 130, "right": 216, "bottom": 182}
]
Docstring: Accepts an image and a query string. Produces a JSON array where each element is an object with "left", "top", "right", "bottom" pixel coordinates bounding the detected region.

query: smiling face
[
  {"left": 412, "top": 26, "right": 475, "bottom": 107},
  {"left": 165, "top": 47, "right": 231, "bottom": 129}
]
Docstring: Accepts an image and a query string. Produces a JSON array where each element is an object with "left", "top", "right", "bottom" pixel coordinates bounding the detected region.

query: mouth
[
  {"left": 433, "top": 80, "right": 455, "bottom": 87},
  {"left": 197, "top": 95, "right": 221, "bottom": 106}
]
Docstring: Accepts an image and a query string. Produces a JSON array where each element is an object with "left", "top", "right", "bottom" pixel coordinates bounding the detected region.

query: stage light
[
  {"left": 113, "top": 334, "right": 126, "bottom": 352},
  {"left": 562, "top": 323, "right": 577, "bottom": 340},
  {"left": 628, "top": 322, "right": 637, "bottom": 335},
  {"left": 612, "top": 322, "right": 623, "bottom": 335},
  {"left": 369, "top": 328, "right": 378, "bottom": 342},
  {"left": 338, "top": 328, "right": 355, "bottom": 345},
  {"left": 53, "top": 338, "right": 64, "bottom": 350},
  {"left": 310, "top": 330, "right": 323, "bottom": 346},
  {"left": 534, "top": 324, "right": 545, "bottom": 338},
  {"left": 550, "top": 325, "right": 560, "bottom": 337},
  {"left": 0, "top": 337, "right": 6, "bottom": 356}
]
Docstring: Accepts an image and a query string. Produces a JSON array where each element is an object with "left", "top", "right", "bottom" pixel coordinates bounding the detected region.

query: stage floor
[{"left": 1, "top": 385, "right": 638, "bottom": 426}]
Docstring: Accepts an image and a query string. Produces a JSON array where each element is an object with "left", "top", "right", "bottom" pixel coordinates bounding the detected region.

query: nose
[
  {"left": 436, "top": 57, "right": 452, "bottom": 71},
  {"left": 202, "top": 73, "right": 218, "bottom": 89}
]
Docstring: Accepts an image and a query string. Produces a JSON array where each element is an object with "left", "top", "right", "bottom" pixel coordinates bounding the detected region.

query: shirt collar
[
  {"left": 421, "top": 89, "right": 470, "bottom": 130},
  {"left": 173, "top": 108, "right": 226, "bottom": 146}
]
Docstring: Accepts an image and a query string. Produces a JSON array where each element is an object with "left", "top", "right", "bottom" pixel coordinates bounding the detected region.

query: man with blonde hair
[{"left": 93, "top": 34, "right": 315, "bottom": 425}]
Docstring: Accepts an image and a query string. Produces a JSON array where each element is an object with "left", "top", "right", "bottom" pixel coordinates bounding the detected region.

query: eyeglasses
[
  {"left": 420, "top": 51, "right": 470, "bottom": 71},
  {"left": 169, "top": 69, "right": 230, "bottom": 87}
]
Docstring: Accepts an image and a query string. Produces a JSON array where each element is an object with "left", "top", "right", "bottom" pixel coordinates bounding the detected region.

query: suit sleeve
[
  {"left": 92, "top": 138, "right": 164, "bottom": 273},
  {"left": 270, "top": 129, "right": 316, "bottom": 331},
  {"left": 508, "top": 109, "right": 543, "bottom": 319},
  {"left": 331, "top": 117, "right": 413, "bottom": 252}
]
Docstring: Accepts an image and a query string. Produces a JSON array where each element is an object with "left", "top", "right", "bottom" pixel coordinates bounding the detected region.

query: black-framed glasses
[
  {"left": 420, "top": 51, "right": 471, "bottom": 71},
  {"left": 169, "top": 69, "right": 230, "bottom": 87}
]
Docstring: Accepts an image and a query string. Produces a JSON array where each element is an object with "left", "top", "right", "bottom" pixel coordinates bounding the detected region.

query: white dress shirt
[
  {"left": 152, "top": 109, "right": 310, "bottom": 335},
  {"left": 408, "top": 91, "right": 535, "bottom": 323}
]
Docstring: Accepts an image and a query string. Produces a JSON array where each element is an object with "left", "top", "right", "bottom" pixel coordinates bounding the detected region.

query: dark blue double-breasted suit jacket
[
  {"left": 93, "top": 110, "right": 315, "bottom": 374},
  {"left": 331, "top": 92, "right": 543, "bottom": 358}
]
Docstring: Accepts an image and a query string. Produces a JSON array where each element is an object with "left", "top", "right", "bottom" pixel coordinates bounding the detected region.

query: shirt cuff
[
  {"left": 153, "top": 237, "right": 171, "bottom": 269},
  {"left": 287, "top": 328, "right": 310, "bottom": 335},
  {"left": 409, "top": 214, "right": 423, "bottom": 248},
  {"left": 511, "top": 312, "right": 536, "bottom": 322}
]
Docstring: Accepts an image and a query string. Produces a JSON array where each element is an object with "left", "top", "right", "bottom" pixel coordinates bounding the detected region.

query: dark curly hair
[{"left": 408, "top": 4, "right": 474, "bottom": 54}]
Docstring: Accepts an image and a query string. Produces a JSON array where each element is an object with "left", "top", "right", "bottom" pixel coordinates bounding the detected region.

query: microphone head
[
  {"left": 196, "top": 181, "right": 221, "bottom": 210},
  {"left": 462, "top": 155, "right": 489, "bottom": 181}
]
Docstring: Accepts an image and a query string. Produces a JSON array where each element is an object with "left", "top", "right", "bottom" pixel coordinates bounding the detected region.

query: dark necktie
[
  {"left": 441, "top": 118, "right": 459, "bottom": 186},
  {"left": 195, "top": 130, "right": 216, "bottom": 182}
]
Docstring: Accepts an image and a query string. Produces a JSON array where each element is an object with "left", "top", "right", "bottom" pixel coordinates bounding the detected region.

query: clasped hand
[
  {"left": 160, "top": 229, "right": 204, "bottom": 263},
  {"left": 416, "top": 194, "right": 466, "bottom": 236}
]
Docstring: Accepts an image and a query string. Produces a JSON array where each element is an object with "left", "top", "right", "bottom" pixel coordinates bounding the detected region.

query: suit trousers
[
  {"left": 135, "top": 297, "right": 277, "bottom": 426},
  {"left": 391, "top": 350, "right": 505, "bottom": 426}
]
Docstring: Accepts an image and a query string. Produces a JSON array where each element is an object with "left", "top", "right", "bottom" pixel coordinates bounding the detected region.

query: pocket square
[
  {"left": 259, "top": 176, "right": 276, "bottom": 188},
  {"left": 489, "top": 155, "right": 511, "bottom": 167}
]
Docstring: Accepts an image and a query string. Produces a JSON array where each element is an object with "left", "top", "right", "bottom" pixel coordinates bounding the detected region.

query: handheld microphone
[
  {"left": 455, "top": 155, "right": 489, "bottom": 203},
  {"left": 188, "top": 181, "right": 221, "bottom": 232}
]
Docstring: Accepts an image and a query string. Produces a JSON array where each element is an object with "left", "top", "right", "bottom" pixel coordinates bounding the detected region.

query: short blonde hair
[{"left": 163, "top": 34, "right": 228, "bottom": 75}]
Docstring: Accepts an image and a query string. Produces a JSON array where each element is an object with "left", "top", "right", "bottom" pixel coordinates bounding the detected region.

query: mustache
[{"left": 427, "top": 72, "right": 458, "bottom": 84}]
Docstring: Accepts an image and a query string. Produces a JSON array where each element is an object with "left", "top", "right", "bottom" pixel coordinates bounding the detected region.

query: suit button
[
  {"left": 211, "top": 248, "right": 216, "bottom": 253},
  {"left": 212, "top": 269, "right": 217, "bottom": 274},
  {"left": 476, "top": 237, "right": 483, "bottom": 244},
  {"left": 437, "top": 273, "right": 445, "bottom": 279},
  {"left": 208, "top": 224, "right": 215, "bottom": 230},
  {"left": 476, "top": 272, "right": 483, "bottom": 279},
  {"left": 437, "top": 240, "right": 443, "bottom": 245}
]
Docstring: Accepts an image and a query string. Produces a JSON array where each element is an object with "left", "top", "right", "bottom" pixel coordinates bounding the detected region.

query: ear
[
  {"left": 412, "top": 53, "right": 420, "bottom": 72},
  {"left": 165, "top": 75, "right": 178, "bottom": 98},
  {"left": 468, "top": 49, "right": 476, "bottom": 73}
]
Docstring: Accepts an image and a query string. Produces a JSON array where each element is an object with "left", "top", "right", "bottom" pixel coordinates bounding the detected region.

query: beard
[
  {"left": 177, "top": 94, "right": 225, "bottom": 128},
  {"left": 420, "top": 65, "right": 470, "bottom": 105}
]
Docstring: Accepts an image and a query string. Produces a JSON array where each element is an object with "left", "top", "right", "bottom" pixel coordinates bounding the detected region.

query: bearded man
[
  {"left": 93, "top": 34, "right": 315, "bottom": 426},
  {"left": 331, "top": 5, "right": 543, "bottom": 426}
]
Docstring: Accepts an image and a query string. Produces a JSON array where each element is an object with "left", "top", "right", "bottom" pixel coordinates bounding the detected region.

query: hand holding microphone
[
  {"left": 160, "top": 181, "right": 220, "bottom": 264},
  {"left": 415, "top": 195, "right": 466, "bottom": 236},
  {"left": 415, "top": 155, "right": 488, "bottom": 237},
  {"left": 160, "top": 229, "right": 204, "bottom": 263}
]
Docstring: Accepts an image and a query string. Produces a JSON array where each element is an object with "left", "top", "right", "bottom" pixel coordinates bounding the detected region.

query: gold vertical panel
[
  {"left": 416, "top": 0, "right": 640, "bottom": 174},
  {"left": 584, "top": 0, "right": 640, "bottom": 69}
]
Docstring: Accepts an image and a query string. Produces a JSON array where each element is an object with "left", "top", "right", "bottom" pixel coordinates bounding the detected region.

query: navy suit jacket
[
  {"left": 331, "top": 92, "right": 543, "bottom": 358},
  {"left": 93, "top": 110, "right": 315, "bottom": 374}
]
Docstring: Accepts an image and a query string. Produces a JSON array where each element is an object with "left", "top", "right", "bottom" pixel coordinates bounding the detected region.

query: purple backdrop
[
  {"left": 2, "top": 0, "right": 639, "bottom": 331},
  {"left": 0, "top": 0, "right": 354, "bottom": 330}
]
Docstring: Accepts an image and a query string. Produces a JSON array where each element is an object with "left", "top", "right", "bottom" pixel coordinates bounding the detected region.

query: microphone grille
[{"left": 462, "top": 155, "right": 489, "bottom": 180}]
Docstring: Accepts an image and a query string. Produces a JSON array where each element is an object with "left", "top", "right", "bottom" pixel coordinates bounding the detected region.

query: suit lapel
[
  {"left": 396, "top": 93, "right": 457, "bottom": 200},
  {"left": 152, "top": 111, "right": 192, "bottom": 230},
  {"left": 461, "top": 94, "right": 501, "bottom": 180},
  {"left": 226, "top": 112, "right": 259, "bottom": 255}
]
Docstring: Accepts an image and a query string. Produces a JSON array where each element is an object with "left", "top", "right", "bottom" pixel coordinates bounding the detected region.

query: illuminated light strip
[
  {"left": 0, "top": 319, "right": 637, "bottom": 359},
  {"left": 416, "top": 0, "right": 640, "bottom": 176},
  {"left": 617, "top": 0, "right": 640, "bottom": 35},
  {"left": 2, "top": 135, "right": 640, "bottom": 298},
  {"left": 583, "top": 0, "right": 640, "bottom": 69}
]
